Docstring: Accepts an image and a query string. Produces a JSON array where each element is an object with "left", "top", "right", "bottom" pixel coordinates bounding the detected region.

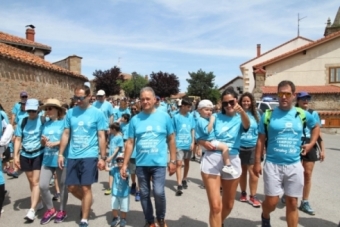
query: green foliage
[
  {"left": 206, "top": 87, "right": 221, "bottom": 104},
  {"left": 119, "top": 72, "right": 148, "bottom": 98},
  {"left": 93, "top": 66, "right": 124, "bottom": 96},
  {"left": 186, "top": 69, "right": 217, "bottom": 100},
  {"left": 148, "top": 71, "right": 180, "bottom": 97}
]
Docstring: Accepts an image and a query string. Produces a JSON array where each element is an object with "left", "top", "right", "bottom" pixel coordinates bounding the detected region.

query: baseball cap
[
  {"left": 198, "top": 100, "right": 214, "bottom": 109},
  {"left": 116, "top": 153, "right": 124, "bottom": 160},
  {"left": 96, "top": 90, "right": 105, "bottom": 96},
  {"left": 25, "top": 99, "right": 39, "bottom": 111},
  {"left": 20, "top": 91, "right": 28, "bottom": 97},
  {"left": 297, "top": 91, "right": 311, "bottom": 99}
]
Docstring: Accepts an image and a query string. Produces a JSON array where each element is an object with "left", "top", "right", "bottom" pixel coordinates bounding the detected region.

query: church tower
[{"left": 324, "top": 7, "right": 340, "bottom": 36}]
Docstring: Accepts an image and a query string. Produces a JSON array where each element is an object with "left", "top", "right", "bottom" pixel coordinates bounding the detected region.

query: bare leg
[
  {"left": 216, "top": 143, "right": 231, "bottom": 166},
  {"left": 239, "top": 165, "right": 248, "bottom": 192},
  {"left": 183, "top": 159, "right": 190, "bottom": 180},
  {"left": 25, "top": 170, "right": 41, "bottom": 210},
  {"left": 286, "top": 196, "right": 299, "bottom": 227},
  {"left": 68, "top": 185, "right": 83, "bottom": 201},
  {"left": 302, "top": 161, "right": 315, "bottom": 200},
  {"left": 262, "top": 196, "right": 279, "bottom": 219},
  {"left": 175, "top": 160, "right": 183, "bottom": 185},
  {"left": 81, "top": 185, "right": 92, "bottom": 220},
  {"left": 248, "top": 165, "right": 259, "bottom": 196},
  {"left": 221, "top": 178, "right": 239, "bottom": 221}
]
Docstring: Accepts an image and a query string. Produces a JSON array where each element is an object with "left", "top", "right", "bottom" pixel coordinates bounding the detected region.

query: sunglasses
[
  {"left": 131, "top": 108, "right": 137, "bottom": 111},
  {"left": 277, "top": 92, "right": 293, "bottom": 98},
  {"left": 21, "top": 96, "right": 28, "bottom": 99},
  {"left": 73, "top": 96, "right": 87, "bottom": 101},
  {"left": 96, "top": 95, "right": 104, "bottom": 98},
  {"left": 45, "top": 107, "right": 54, "bottom": 111},
  {"left": 116, "top": 159, "right": 124, "bottom": 163},
  {"left": 27, "top": 110, "right": 37, "bottom": 113},
  {"left": 222, "top": 100, "right": 235, "bottom": 107},
  {"left": 299, "top": 97, "right": 311, "bottom": 102}
]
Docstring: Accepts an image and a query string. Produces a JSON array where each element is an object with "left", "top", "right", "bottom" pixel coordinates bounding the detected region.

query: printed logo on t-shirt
[
  {"left": 278, "top": 122, "right": 298, "bottom": 135},
  {"left": 141, "top": 126, "right": 157, "bottom": 138},
  {"left": 74, "top": 121, "right": 88, "bottom": 133}
]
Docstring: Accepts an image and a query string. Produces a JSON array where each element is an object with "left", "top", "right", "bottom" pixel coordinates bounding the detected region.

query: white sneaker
[
  {"left": 1, "top": 209, "right": 4, "bottom": 213},
  {"left": 36, "top": 201, "right": 44, "bottom": 211},
  {"left": 222, "top": 165, "right": 238, "bottom": 176},
  {"left": 25, "top": 208, "right": 36, "bottom": 221}
]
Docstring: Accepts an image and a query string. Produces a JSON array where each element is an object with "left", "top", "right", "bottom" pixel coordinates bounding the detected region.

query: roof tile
[
  {"left": 262, "top": 85, "right": 340, "bottom": 94},
  {"left": 0, "top": 43, "right": 87, "bottom": 81},
  {"left": 0, "top": 31, "right": 51, "bottom": 51}
]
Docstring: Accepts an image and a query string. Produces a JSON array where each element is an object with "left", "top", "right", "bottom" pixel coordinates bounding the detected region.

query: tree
[
  {"left": 148, "top": 71, "right": 180, "bottom": 97},
  {"left": 119, "top": 72, "right": 148, "bottom": 98},
  {"left": 207, "top": 87, "right": 221, "bottom": 104},
  {"left": 186, "top": 69, "right": 216, "bottom": 99},
  {"left": 92, "top": 66, "right": 124, "bottom": 96}
]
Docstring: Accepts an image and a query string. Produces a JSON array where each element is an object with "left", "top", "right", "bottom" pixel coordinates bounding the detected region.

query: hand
[
  {"left": 320, "top": 150, "right": 325, "bottom": 162},
  {"left": 199, "top": 140, "right": 214, "bottom": 150},
  {"left": 97, "top": 159, "right": 105, "bottom": 171},
  {"left": 41, "top": 136, "right": 48, "bottom": 146},
  {"left": 168, "top": 162, "right": 176, "bottom": 176},
  {"left": 58, "top": 156, "right": 64, "bottom": 169},
  {"left": 14, "top": 155, "right": 21, "bottom": 169},
  {"left": 46, "top": 141, "right": 57, "bottom": 148},
  {"left": 253, "top": 162, "right": 262, "bottom": 178},
  {"left": 301, "top": 143, "right": 314, "bottom": 156},
  {"left": 209, "top": 114, "right": 215, "bottom": 122},
  {"left": 233, "top": 103, "right": 244, "bottom": 113},
  {"left": 120, "top": 164, "right": 128, "bottom": 179},
  {"left": 196, "top": 146, "right": 202, "bottom": 157}
]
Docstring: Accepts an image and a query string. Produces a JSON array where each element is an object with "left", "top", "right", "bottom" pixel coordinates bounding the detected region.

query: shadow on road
[
  {"left": 223, "top": 217, "right": 261, "bottom": 227},
  {"left": 280, "top": 216, "right": 339, "bottom": 227},
  {"left": 327, "top": 147, "right": 340, "bottom": 151}
]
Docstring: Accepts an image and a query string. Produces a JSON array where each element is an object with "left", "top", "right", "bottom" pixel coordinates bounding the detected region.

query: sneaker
[
  {"left": 299, "top": 200, "right": 315, "bottom": 215},
  {"left": 240, "top": 191, "right": 247, "bottom": 202},
  {"left": 1, "top": 209, "right": 4, "bottom": 214},
  {"left": 176, "top": 185, "right": 183, "bottom": 196},
  {"left": 222, "top": 165, "right": 238, "bottom": 176},
  {"left": 182, "top": 180, "right": 188, "bottom": 189},
  {"left": 120, "top": 218, "right": 127, "bottom": 227},
  {"left": 281, "top": 195, "right": 286, "bottom": 204},
  {"left": 248, "top": 196, "right": 261, "bottom": 207},
  {"left": 261, "top": 213, "right": 271, "bottom": 227},
  {"left": 79, "top": 221, "right": 89, "bottom": 227},
  {"left": 157, "top": 218, "right": 168, "bottom": 227},
  {"left": 49, "top": 178, "right": 55, "bottom": 186},
  {"left": 36, "top": 201, "right": 44, "bottom": 211},
  {"left": 135, "top": 191, "right": 141, "bottom": 201},
  {"left": 52, "top": 193, "right": 60, "bottom": 201},
  {"left": 104, "top": 188, "right": 111, "bottom": 195},
  {"left": 111, "top": 216, "right": 120, "bottom": 227},
  {"left": 130, "top": 183, "right": 137, "bottom": 195},
  {"left": 25, "top": 208, "right": 36, "bottom": 221},
  {"left": 190, "top": 156, "right": 196, "bottom": 161},
  {"left": 144, "top": 222, "right": 156, "bottom": 227},
  {"left": 3, "top": 167, "right": 10, "bottom": 174},
  {"left": 54, "top": 210, "right": 67, "bottom": 223},
  {"left": 40, "top": 208, "right": 57, "bottom": 225}
]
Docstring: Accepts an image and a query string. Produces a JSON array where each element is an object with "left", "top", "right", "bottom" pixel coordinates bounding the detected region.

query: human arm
[
  {"left": 301, "top": 113, "right": 320, "bottom": 155},
  {"left": 97, "top": 130, "right": 106, "bottom": 170},
  {"left": 58, "top": 128, "right": 70, "bottom": 169},
  {"left": 234, "top": 103, "right": 250, "bottom": 130},
  {"left": 190, "top": 129, "right": 195, "bottom": 151},
  {"left": 121, "top": 138, "right": 134, "bottom": 179},
  {"left": 253, "top": 133, "right": 266, "bottom": 177},
  {"left": 14, "top": 136, "right": 22, "bottom": 169},
  {"left": 107, "top": 147, "right": 120, "bottom": 163},
  {"left": 207, "top": 115, "right": 215, "bottom": 133},
  {"left": 167, "top": 133, "right": 176, "bottom": 175}
]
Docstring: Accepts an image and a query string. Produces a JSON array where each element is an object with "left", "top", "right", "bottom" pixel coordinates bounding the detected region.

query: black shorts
[
  {"left": 239, "top": 146, "right": 256, "bottom": 165},
  {"left": 301, "top": 145, "right": 319, "bottom": 162},
  {"left": 20, "top": 153, "right": 44, "bottom": 172},
  {"left": 65, "top": 158, "right": 98, "bottom": 186}
]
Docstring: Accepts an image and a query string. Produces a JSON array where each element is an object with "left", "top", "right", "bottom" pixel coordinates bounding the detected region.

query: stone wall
[
  {"left": 253, "top": 73, "right": 265, "bottom": 100},
  {"left": 0, "top": 57, "right": 86, "bottom": 117},
  {"left": 308, "top": 94, "right": 340, "bottom": 111}
]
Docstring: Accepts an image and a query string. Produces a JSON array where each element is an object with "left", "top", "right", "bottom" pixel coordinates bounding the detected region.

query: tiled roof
[
  {"left": 254, "top": 30, "right": 340, "bottom": 68},
  {"left": 0, "top": 43, "right": 88, "bottom": 81},
  {"left": 319, "top": 111, "right": 340, "bottom": 116},
  {"left": 262, "top": 85, "right": 340, "bottom": 94},
  {"left": 0, "top": 31, "right": 51, "bottom": 52},
  {"left": 240, "top": 36, "right": 313, "bottom": 67}
]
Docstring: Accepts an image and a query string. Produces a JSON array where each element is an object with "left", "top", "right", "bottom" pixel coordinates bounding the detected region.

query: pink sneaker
[
  {"left": 248, "top": 196, "right": 261, "bottom": 207},
  {"left": 40, "top": 209, "right": 57, "bottom": 225},
  {"left": 54, "top": 210, "right": 67, "bottom": 223}
]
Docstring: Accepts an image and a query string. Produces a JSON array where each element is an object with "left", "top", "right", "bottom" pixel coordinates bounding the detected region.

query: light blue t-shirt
[
  {"left": 93, "top": 100, "right": 114, "bottom": 126},
  {"left": 114, "top": 108, "right": 131, "bottom": 122},
  {"left": 173, "top": 112, "right": 195, "bottom": 150},
  {"left": 15, "top": 110, "right": 28, "bottom": 125},
  {"left": 15, "top": 116, "right": 44, "bottom": 158},
  {"left": 214, "top": 113, "right": 246, "bottom": 156},
  {"left": 258, "top": 107, "right": 316, "bottom": 165},
  {"left": 0, "top": 161, "right": 4, "bottom": 185},
  {"left": 0, "top": 111, "right": 9, "bottom": 124},
  {"left": 42, "top": 119, "right": 65, "bottom": 167},
  {"left": 305, "top": 110, "right": 321, "bottom": 138},
  {"left": 111, "top": 167, "right": 130, "bottom": 197},
  {"left": 157, "top": 102, "right": 168, "bottom": 113},
  {"left": 128, "top": 110, "right": 174, "bottom": 167},
  {"left": 109, "top": 134, "right": 124, "bottom": 163},
  {"left": 195, "top": 116, "right": 215, "bottom": 141},
  {"left": 240, "top": 111, "right": 259, "bottom": 147},
  {"left": 65, "top": 106, "right": 107, "bottom": 159},
  {"left": 11, "top": 102, "right": 21, "bottom": 115},
  {"left": 120, "top": 122, "right": 129, "bottom": 140}
]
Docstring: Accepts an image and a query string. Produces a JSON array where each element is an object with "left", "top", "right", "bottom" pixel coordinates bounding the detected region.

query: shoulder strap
[
  {"left": 40, "top": 116, "right": 46, "bottom": 125},
  {"left": 295, "top": 107, "right": 307, "bottom": 139},
  {"left": 21, "top": 117, "right": 29, "bottom": 132},
  {"left": 263, "top": 109, "right": 273, "bottom": 147}
]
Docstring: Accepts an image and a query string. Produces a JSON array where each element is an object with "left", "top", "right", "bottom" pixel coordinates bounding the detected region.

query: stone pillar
[{"left": 253, "top": 70, "right": 265, "bottom": 101}]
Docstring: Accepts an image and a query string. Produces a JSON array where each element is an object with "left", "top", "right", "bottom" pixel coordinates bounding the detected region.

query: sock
[
  {"left": 226, "top": 164, "right": 231, "bottom": 167},
  {"left": 80, "top": 219, "right": 88, "bottom": 223}
]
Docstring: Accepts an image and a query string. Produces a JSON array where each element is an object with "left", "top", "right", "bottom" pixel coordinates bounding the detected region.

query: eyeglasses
[
  {"left": 222, "top": 100, "right": 235, "bottom": 107},
  {"left": 299, "top": 97, "right": 311, "bottom": 102},
  {"left": 27, "top": 110, "right": 37, "bottom": 113},
  {"left": 116, "top": 159, "right": 124, "bottom": 163},
  {"left": 277, "top": 92, "right": 293, "bottom": 98},
  {"left": 73, "top": 96, "right": 87, "bottom": 101},
  {"left": 45, "top": 107, "right": 54, "bottom": 111}
]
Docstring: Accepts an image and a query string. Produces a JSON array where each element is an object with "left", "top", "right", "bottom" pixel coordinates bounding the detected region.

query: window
[
  {"left": 259, "top": 103, "right": 269, "bottom": 112},
  {"left": 329, "top": 67, "right": 340, "bottom": 83}
]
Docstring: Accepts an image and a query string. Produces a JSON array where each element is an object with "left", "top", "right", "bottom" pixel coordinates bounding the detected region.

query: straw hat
[{"left": 40, "top": 98, "right": 66, "bottom": 114}]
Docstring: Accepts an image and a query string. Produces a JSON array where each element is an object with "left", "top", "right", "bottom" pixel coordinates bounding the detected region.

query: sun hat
[
  {"left": 25, "top": 99, "right": 39, "bottom": 111},
  {"left": 198, "top": 100, "right": 214, "bottom": 109},
  {"left": 40, "top": 98, "right": 66, "bottom": 114}
]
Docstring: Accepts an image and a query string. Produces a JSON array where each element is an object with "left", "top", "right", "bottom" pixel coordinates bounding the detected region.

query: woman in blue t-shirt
[
  {"left": 238, "top": 92, "right": 261, "bottom": 207},
  {"left": 198, "top": 87, "right": 250, "bottom": 227}
]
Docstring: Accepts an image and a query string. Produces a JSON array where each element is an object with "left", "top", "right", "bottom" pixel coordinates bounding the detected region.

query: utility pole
[{"left": 298, "top": 13, "right": 307, "bottom": 36}]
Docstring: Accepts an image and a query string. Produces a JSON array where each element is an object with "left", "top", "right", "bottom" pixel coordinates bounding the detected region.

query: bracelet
[{"left": 58, "top": 155, "right": 63, "bottom": 157}]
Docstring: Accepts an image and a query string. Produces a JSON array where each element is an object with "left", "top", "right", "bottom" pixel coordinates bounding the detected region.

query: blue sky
[{"left": 0, "top": 1, "right": 339, "bottom": 92}]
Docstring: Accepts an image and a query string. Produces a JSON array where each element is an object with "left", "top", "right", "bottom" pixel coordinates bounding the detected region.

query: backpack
[{"left": 263, "top": 107, "right": 307, "bottom": 147}]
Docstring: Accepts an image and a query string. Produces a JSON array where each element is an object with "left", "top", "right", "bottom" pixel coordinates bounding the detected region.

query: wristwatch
[
  {"left": 169, "top": 160, "right": 176, "bottom": 165},
  {"left": 100, "top": 156, "right": 107, "bottom": 161}
]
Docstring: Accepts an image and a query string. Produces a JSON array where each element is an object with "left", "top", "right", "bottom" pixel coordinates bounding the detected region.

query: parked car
[{"left": 256, "top": 101, "right": 279, "bottom": 113}]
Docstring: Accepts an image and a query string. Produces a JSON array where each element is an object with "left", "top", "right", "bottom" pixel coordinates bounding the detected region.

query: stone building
[
  {"left": 0, "top": 27, "right": 88, "bottom": 116},
  {"left": 218, "top": 76, "right": 243, "bottom": 94}
]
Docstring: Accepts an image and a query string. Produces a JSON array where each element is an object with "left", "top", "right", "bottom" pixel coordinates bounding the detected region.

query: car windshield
[{"left": 270, "top": 103, "right": 279, "bottom": 109}]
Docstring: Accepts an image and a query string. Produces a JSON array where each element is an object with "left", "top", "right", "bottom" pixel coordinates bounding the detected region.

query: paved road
[{"left": 2, "top": 133, "right": 340, "bottom": 227}]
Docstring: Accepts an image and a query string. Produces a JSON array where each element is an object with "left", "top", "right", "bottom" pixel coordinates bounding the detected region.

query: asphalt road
[{"left": 2, "top": 133, "right": 340, "bottom": 227}]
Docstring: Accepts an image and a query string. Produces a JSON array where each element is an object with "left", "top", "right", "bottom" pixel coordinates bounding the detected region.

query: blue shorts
[
  {"left": 111, "top": 195, "right": 129, "bottom": 212},
  {"left": 65, "top": 158, "right": 98, "bottom": 186}
]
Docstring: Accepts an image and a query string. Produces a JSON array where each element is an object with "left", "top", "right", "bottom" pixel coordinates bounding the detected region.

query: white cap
[
  {"left": 116, "top": 153, "right": 124, "bottom": 160},
  {"left": 198, "top": 99, "right": 213, "bottom": 109},
  {"left": 96, "top": 90, "right": 105, "bottom": 96}
]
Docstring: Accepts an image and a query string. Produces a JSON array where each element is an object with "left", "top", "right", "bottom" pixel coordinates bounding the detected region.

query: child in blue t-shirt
[
  {"left": 105, "top": 153, "right": 130, "bottom": 227},
  {"left": 120, "top": 113, "right": 130, "bottom": 143},
  {"left": 105, "top": 123, "right": 124, "bottom": 196},
  {"left": 196, "top": 100, "right": 237, "bottom": 176}
]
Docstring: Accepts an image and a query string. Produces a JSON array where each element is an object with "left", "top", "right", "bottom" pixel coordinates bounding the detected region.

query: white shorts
[
  {"left": 200, "top": 151, "right": 242, "bottom": 180},
  {"left": 200, "top": 140, "right": 220, "bottom": 152},
  {"left": 111, "top": 195, "right": 130, "bottom": 212},
  {"left": 263, "top": 161, "right": 304, "bottom": 197}
]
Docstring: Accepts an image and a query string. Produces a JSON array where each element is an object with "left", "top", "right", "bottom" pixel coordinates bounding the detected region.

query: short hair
[
  {"left": 140, "top": 87, "right": 155, "bottom": 97},
  {"left": 277, "top": 80, "right": 295, "bottom": 93},
  {"left": 121, "top": 113, "right": 131, "bottom": 123},
  {"left": 181, "top": 99, "right": 192, "bottom": 106},
  {"left": 109, "top": 122, "right": 121, "bottom": 131},
  {"left": 74, "top": 84, "right": 91, "bottom": 96}
]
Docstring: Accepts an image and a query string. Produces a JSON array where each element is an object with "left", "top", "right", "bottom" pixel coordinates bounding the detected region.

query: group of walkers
[{"left": 0, "top": 79, "right": 325, "bottom": 227}]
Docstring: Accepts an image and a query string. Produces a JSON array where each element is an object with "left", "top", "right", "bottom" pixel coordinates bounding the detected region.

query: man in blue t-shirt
[
  {"left": 92, "top": 89, "right": 114, "bottom": 127},
  {"left": 58, "top": 85, "right": 107, "bottom": 227},
  {"left": 120, "top": 87, "right": 176, "bottom": 227},
  {"left": 254, "top": 80, "right": 320, "bottom": 227}
]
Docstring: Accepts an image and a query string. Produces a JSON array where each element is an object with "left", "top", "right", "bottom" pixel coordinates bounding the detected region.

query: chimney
[
  {"left": 257, "top": 44, "right": 261, "bottom": 57},
  {"left": 26, "top": 28, "right": 35, "bottom": 41}
]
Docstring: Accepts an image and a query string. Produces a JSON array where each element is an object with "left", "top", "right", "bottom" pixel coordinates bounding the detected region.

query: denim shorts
[
  {"left": 65, "top": 158, "right": 98, "bottom": 186},
  {"left": 111, "top": 195, "right": 130, "bottom": 212}
]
